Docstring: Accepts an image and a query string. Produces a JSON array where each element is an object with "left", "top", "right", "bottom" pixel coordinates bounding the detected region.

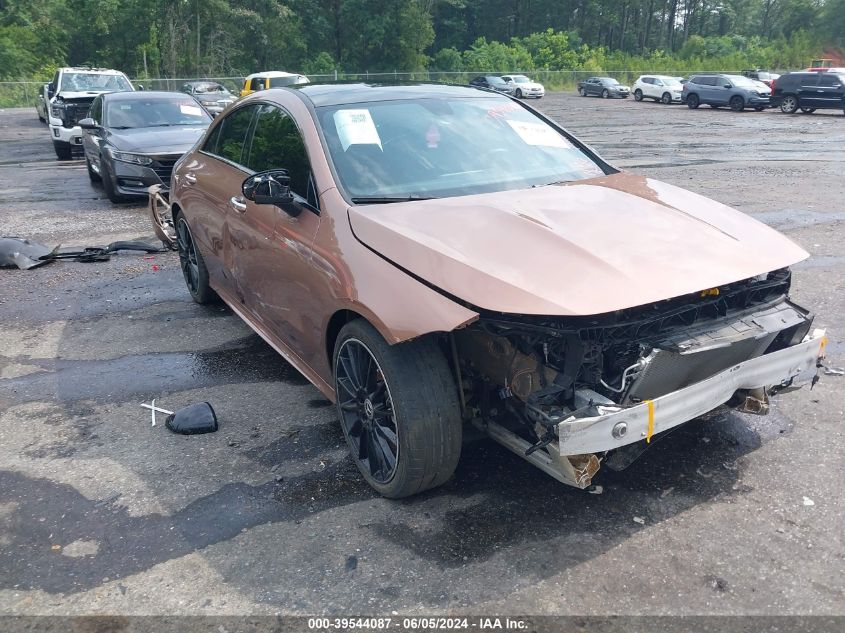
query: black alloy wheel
[
  {"left": 175, "top": 215, "right": 216, "bottom": 304},
  {"left": 335, "top": 338, "right": 399, "bottom": 485}
]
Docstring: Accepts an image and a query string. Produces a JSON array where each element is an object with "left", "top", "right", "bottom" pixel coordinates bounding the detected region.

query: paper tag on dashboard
[
  {"left": 506, "top": 120, "right": 572, "bottom": 148},
  {"left": 180, "top": 105, "right": 203, "bottom": 116},
  {"left": 334, "top": 109, "right": 382, "bottom": 150}
]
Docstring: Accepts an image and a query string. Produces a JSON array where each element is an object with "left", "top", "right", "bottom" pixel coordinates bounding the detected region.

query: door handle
[
  {"left": 229, "top": 196, "right": 247, "bottom": 212},
  {"left": 184, "top": 173, "right": 197, "bottom": 184}
]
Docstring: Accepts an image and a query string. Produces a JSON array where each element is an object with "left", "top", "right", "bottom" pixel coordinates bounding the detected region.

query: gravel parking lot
[{"left": 1, "top": 94, "right": 843, "bottom": 617}]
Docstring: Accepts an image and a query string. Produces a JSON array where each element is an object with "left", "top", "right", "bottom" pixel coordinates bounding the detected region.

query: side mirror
[
  {"left": 724, "top": 84, "right": 732, "bottom": 89},
  {"left": 242, "top": 169, "right": 299, "bottom": 216},
  {"left": 79, "top": 118, "right": 98, "bottom": 130},
  {"left": 137, "top": 84, "right": 145, "bottom": 91},
  {"left": 47, "top": 83, "right": 55, "bottom": 98}
]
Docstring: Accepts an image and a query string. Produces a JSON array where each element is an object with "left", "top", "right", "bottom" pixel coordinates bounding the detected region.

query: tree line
[{"left": 1, "top": 0, "right": 843, "bottom": 81}]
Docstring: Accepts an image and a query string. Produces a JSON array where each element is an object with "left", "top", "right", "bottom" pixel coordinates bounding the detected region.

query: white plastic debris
[
  {"left": 588, "top": 485, "right": 603, "bottom": 495},
  {"left": 633, "top": 516, "right": 645, "bottom": 524},
  {"left": 141, "top": 400, "right": 174, "bottom": 427},
  {"left": 823, "top": 366, "right": 844, "bottom": 376},
  {"left": 803, "top": 496, "right": 815, "bottom": 506}
]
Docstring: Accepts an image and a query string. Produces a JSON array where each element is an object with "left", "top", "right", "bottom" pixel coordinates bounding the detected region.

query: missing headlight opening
[{"left": 453, "top": 268, "right": 822, "bottom": 489}]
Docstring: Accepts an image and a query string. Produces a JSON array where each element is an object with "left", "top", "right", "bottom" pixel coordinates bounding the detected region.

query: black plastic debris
[
  {"left": 165, "top": 402, "right": 219, "bottom": 435},
  {"left": 1, "top": 236, "right": 166, "bottom": 270}
]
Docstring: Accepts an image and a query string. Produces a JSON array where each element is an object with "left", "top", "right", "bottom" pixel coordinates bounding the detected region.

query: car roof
[
  {"left": 103, "top": 90, "right": 193, "bottom": 101},
  {"left": 290, "top": 82, "right": 503, "bottom": 107},
  {"left": 184, "top": 80, "right": 223, "bottom": 86},
  {"left": 61, "top": 67, "right": 126, "bottom": 75},
  {"left": 246, "top": 71, "right": 303, "bottom": 80}
]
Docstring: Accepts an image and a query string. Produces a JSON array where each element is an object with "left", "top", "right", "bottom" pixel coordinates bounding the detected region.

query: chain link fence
[{"left": 2, "top": 70, "right": 747, "bottom": 109}]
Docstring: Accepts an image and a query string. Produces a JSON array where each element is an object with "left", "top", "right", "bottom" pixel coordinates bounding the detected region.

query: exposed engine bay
[{"left": 453, "top": 269, "right": 825, "bottom": 488}]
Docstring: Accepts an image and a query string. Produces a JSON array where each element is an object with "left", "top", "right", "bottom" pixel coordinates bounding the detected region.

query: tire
[
  {"left": 578, "top": 87, "right": 586, "bottom": 96},
  {"left": 100, "top": 158, "right": 129, "bottom": 203},
  {"left": 333, "top": 319, "right": 462, "bottom": 499},
  {"left": 661, "top": 92, "right": 672, "bottom": 105},
  {"left": 780, "top": 94, "right": 799, "bottom": 114},
  {"left": 86, "top": 157, "right": 101, "bottom": 183},
  {"left": 515, "top": 88, "right": 523, "bottom": 98},
  {"left": 634, "top": 89, "right": 643, "bottom": 101},
  {"left": 800, "top": 107, "right": 816, "bottom": 114},
  {"left": 687, "top": 93, "right": 700, "bottom": 109},
  {"left": 730, "top": 95, "right": 745, "bottom": 112},
  {"left": 709, "top": 104, "right": 720, "bottom": 108},
  {"left": 52, "top": 140, "right": 72, "bottom": 160},
  {"left": 754, "top": 106, "right": 766, "bottom": 111},
  {"left": 601, "top": 89, "right": 610, "bottom": 99},
  {"left": 175, "top": 212, "right": 217, "bottom": 304}
]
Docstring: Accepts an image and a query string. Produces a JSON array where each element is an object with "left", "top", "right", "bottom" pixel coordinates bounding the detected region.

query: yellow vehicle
[{"left": 239, "top": 71, "right": 309, "bottom": 97}]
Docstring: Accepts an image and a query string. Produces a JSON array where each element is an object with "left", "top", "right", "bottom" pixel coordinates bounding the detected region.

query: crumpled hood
[
  {"left": 107, "top": 126, "right": 207, "bottom": 154},
  {"left": 348, "top": 172, "right": 808, "bottom": 316},
  {"left": 55, "top": 90, "right": 114, "bottom": 102}
]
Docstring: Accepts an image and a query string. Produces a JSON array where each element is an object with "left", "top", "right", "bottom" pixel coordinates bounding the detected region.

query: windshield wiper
[{"left": 350, "top": 195, "right": 437, "bottom": 204}]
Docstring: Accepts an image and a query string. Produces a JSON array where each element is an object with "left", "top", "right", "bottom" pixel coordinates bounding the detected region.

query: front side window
[
  {"left": 318, "top": 96, "right": 606, "bottom": 201},
  {"left": 206, "top": 105, "right": 257, "bottom": 165},
  {"left": 246, "top": 104, "right": 313, "bottom": 200},
  {"left": 251, "top": 77, "right": 265, "bottom": 91}
]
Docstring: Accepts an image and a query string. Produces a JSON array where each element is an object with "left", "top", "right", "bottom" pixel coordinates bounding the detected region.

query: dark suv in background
[
  {"left": 683, "top": 74, "right": 771, "bottom": 111},
  {"left": 771, "top": 71, "right": 845, "bottom": 114}
]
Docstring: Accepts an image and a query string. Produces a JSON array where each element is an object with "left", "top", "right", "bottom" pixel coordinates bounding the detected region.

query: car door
[
  {"left": 229, "top": 102, "right": 322, "bottom": 357},
  {"left": 816, "top": 73, "right": 844, "bottom": 107},
  {"left": 797, "top": 74, "right": 821, "bottom": 108},
  {"left": 180, "top": 103, "right": 259, "bottom": 295}
]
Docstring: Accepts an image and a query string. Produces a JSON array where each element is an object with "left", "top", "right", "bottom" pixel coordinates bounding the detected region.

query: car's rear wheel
[
  {"left": 661, "top": 92, "right": 672, "bottom": 104},
  {"left": 687, "top": 94, "right": 700, "bottom": 109},
  {"left": 86, "top": 157, "right": 101, "bottom": 183},
  {"left": 730, "top": 95, "right": 745, "bottom": 111},
  {"left": 601, "top": 89, "right": 610, "bottom": 99},
  {"left": 175, "top": 213, "right": 217, "bottom": 304},
  {"left": 578, "top": 87, "right": 586, "bottom": 96},
  {"left": 800, "top": 107, "right": 816, "bottom": 114},
  {"left": 634, "top": 89, "right": 643, "bottom": 101},
  {"left": 333, "top": 320, "right": 462, "bottom": 499},
  {"left": 780, "top": 95, "right": 799, "bottom": 114}
]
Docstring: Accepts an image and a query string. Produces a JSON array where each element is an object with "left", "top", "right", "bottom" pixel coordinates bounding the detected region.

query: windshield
[
  {"left": 603, "top": 78, "right": 620, "bottom": 85},
  {"left": 510, "top": 76, "right": 531, "bottom": 84},
  {"left": 318, "top": 96, "right": 606, "bottom": 201},
  {"left": 60, "top": 72, "right": 132, "bottom": 92},
  {"left": 105, "top": 97, "right": 211, "bottom": 129},
  {"left": 660, "top": 78, "right": 683, "bottom": 87},
  {"left": 268, "top": 75, "right": 309, "bottom": 87},
  {"left": 726, "top": 75, "right": 759, "bottom": 87},
  {"left": 192, "top": 82, "right": 226, "bottom": 94}
]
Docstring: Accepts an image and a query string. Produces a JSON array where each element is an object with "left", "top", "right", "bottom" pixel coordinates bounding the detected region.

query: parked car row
[
  {"left": 469, "top": 74, "right": 545, "bottom": 98},
  {"left": 582, "top": 69, "right": 845, "bottom": 115}
]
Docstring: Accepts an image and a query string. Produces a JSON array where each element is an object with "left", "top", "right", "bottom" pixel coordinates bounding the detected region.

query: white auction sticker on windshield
[
  {"left": 506, "top": 120, "right": 573, "bottom": 149},
  {"left": 334, "top": 109, "right": 381, "bottom": 150},
  {"left": 180, "top": 105, "right": 203, "bottom": 116}
]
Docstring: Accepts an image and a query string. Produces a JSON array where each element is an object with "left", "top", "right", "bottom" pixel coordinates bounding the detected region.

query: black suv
[{"left": 771, "top": 71, "right": 845, "bottom": 114}]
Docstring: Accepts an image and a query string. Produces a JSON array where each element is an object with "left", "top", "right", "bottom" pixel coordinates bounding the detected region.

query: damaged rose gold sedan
[{"left": 150, "top": 83, "right": 826, "bottom": 498}]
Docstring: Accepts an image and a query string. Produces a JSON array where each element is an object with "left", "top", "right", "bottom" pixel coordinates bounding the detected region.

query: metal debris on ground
[
  {"left": 803, "top": 496, "right": 815, "bottom": 506},
  {"left": 1, "top": 236, "right": 166, "bottom": 270},
  {"left": 633, "top": 516, "right": 645, "bottom": 524},
  {"left": 823, "top": 366, "right": 845, "bottom": 376}
]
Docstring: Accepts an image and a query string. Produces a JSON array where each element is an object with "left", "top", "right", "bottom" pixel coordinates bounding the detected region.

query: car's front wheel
[
  {"left": 730, "top": 95, "right": 745, "bottom": 111},
  {"left": 86, "top": 157, "right": 101, "bottom": 183},
  {"left": 175, "top": 212, "right": 217, "bottom": 304},
  {"left": 333, "top": 320, "right": 462, "bottom": 498},
  {"left": 780, "top": 95, "right": 799, "bottom": 114},
  {"left": 661, "top": 92, "right": 672, "bottom": 104},
  {"left": 515, "top": 88, "right": 523, "bottom": 98},
  {"left": 634, "top": 89, "right": 643, "bottom": 101},
  {"left": 52, "top": 140, "right": 72, "bottom": 160},
  {"left": 601, "top": 89, "right": 610, "bottom": 99},
  {"left": 687, "top": 94, "right": 700, "bottom": 109},
  {"left": 100, "top": 158, "right": 129, "bottom": 203},
  {"left": 578, "top": 87, "right": 586, "bottom": 96}
]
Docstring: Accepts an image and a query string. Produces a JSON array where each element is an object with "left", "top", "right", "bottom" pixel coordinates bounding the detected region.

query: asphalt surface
[{"left": 1, "top": 96, "right": 844, "bottom": 617}]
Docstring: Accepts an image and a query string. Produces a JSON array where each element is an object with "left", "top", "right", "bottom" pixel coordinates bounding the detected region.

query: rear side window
[
  {"left": 206, "top": 105, "right": 256, "bottom": 165},
  {"left": 819, "top": 74, "right": 843, "bottom": 87}
]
